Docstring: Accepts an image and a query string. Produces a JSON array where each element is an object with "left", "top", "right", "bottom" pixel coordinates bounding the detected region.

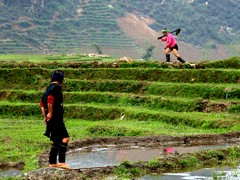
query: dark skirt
[{"left": 50, "top": 121, "right": 69, "bottom": 143}]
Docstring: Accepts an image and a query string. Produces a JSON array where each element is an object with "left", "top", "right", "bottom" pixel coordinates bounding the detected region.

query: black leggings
[{"left": 49, "top": 141, "right": 68, "bottom": 164}]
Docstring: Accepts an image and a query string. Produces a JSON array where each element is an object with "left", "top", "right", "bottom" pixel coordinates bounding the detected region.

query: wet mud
[
  {"left": 0, "top": 161, "right": 25, "bottom": 171},
  {"left": 0, "top": 161, "right": 25, "bottom": 178},
  {"left": 66, "top": 143, "right": 236, "bottom": 169},
  {"left": 22, "top": 132, "right": 240, "bottom": 179},
  {"left": 1, "top": 132, "right": 238, "bottom": 178}
]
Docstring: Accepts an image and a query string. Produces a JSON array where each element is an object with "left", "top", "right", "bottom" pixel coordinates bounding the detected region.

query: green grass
[
  {"left": 1, "top": 68, "right": 240, "bottom": 88},
  {"left": 0, "top": 116, "right": 232, "bottom": 172},
  {"left": 2, "top": 80, "right": 240, "bottom": 99},
  {"left": 0, "top": 117, "right": 49, "bottom": 171},
  {"left": 0, "top": 56, "right": 240, "bottom": 69},
  {"left": 1, "top": 56, "right": 240, "bottom": 176},
  {"left": 0, "top": 90, "right": 202, "bottom": 112},
  {"left": 0, "top": 101, "right": 239, "bottom": 130},
  {"left": 0, "top": 54, "right": 116, "bottom": 62},
  {"left": 112, "top": 146, "right": 240, "bottom": 179}
]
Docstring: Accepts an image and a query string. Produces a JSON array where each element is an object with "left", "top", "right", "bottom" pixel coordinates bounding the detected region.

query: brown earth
[
  {"left": 117, "top": 13, "right": 231, "bottom": 61},
  {"left": 195, "top": 100, "right": 230, "bottom": 113},
  {"left": 0, "top": 161, "right": 25, "bottom": 170}
]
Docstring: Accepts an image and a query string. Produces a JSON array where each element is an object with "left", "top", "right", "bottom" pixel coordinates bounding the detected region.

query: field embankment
[{"left": 1, "top": 55, "right": 240, "bottom": 179}]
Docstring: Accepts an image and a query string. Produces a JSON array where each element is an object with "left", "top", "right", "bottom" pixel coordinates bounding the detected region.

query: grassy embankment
[{"left": 0, "top": 55, "right": 240, "bottom": 172}]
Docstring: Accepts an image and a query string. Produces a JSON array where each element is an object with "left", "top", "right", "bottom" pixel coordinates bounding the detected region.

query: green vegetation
[
  {"left": 114, "top": 160, "right": 142, "bottom": 178},
  {"left": 1, "top": 55, "right": 240, "bottom": 178},
  {"left": 112, "top": 146, "right": 240, "bottom": 179},
  {"left": 141, "top": 45, "right": 155, "bottom": 61},
  {"left": 0, "top": 54, "right": 115, "bottom": 63},
  {"left": 92, "top": 44, "right": 103, "bottom": 54},
  {"left": 132, "top": 0, "right": 240, "bottom": 46},
  {"left": 0, "top": 0, "right": 138, "bottom": 54},
  {"left": 1, "top": 1, "right": 240, "bottom": 56}
]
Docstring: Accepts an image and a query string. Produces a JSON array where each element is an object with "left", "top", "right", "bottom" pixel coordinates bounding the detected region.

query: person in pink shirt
[{"left": 161, "top": 29, "right": 185, "bottom": 63}]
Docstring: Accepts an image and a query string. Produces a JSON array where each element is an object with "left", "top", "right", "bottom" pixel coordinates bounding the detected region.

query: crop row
[
  {"left": 45, "top": 43, "right": 136, "bottom": 49},
  {"left": 0, "top": 90, "right": 201, "bottom": 112},
  {"left": 45, "top": 39, "right": 135, "bottom": 45},
  {"left": 1, "top": 90, "right": 239, "bottom": 113},
  {"left": 1, "top": 57, "right": 239, "bottom": 69},
  {"left": 1, "top": 76, "right": 240, "bottom": 99},
  {"left": 0, "top": 61, "right": 184, "bottom": 69},
  {"left": 1, "top": 68, "right": 240, "bottom": 84},
  {"left": 0, "top": 102, "right": 238, "bottom": 130}
]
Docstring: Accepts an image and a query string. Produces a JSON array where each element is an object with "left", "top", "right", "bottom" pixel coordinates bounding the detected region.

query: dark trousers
[{"left": 49, "top": 142, "right": 68, "bottom": 164}]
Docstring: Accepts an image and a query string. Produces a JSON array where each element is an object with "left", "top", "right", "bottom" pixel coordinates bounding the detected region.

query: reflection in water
[
  {"left": 139, "top": 167, "right": 240, "bottom": 180},
  {"left": 66, "top": 144, "right": 236, "bottom": 169},
  {"left": 0, "top": 169, "right": 22, "bottom": 178},
  {"left": 67, "top": 147, "right": 163, "bottom": 169}
]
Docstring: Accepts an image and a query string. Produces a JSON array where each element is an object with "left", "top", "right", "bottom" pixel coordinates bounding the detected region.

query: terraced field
[
  {"left": 0, "top": 1, "right": 139, "bottom": 55},
  {"left": 1, "top": 56, "right": 240, "bottom": 173}
]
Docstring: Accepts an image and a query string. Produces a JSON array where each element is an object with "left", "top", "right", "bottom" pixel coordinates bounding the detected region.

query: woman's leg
[
  {"left": 165, "top": 48, "right": 171, "bottom": 62},
  {"left": 58, "top": 137, "right": 70, "bottom": 169},
  {"left": 49, "top": 142, "right": 59, "bottom": 166},
  {"left": 62, "top": 137, "right": 69, "bottom": 144},
  {"left": 173, "top": 49, "right": 185, "bottom": 63},
  {"left": 172, "top": 49, "right": 180, "bottom": 58}
]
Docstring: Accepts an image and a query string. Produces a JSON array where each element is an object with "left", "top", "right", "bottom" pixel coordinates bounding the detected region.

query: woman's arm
[
  {"left": 47, "top": 103, "right": 53, "bottom": 121},
  {"left": 46, "top": 95, "right": 54, "bottom": 121},
  {"left": 40, "top": 100, "right": 47, "bottom": 123},
  {"left": 161, "top": 37, "right": 167, "bottom": 41}
]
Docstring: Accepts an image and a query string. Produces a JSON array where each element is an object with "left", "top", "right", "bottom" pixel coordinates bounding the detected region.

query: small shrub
[
  {"left": 114, "top": 161, "right": 142, "bottom": 178},
  {"left": 142, "top": 45, "right": 155, "bottom": 61},
  {"left": 148, "top": 159, "right": 161, "bottom": 167},
  {"left": 179, "top": 156, "right": 200, "bottom": 168},
  {"left": 92, "top": 44, "right": 103, "bottom": 54}
]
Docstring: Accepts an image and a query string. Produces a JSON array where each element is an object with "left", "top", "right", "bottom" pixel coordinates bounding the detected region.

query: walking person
[
  {"left": 160, "top": 29, "right": 186, "bottom": 63},
  {"left": 40, "top": 70, "right": 70, "bottom": 169}
]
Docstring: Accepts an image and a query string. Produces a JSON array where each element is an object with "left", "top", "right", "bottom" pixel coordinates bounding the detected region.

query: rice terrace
[{"left": 0, "top": 54, "right": 240, "bottom": 179}]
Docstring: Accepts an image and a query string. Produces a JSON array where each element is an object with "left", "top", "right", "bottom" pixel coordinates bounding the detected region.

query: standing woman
[
  {"left": 40, "top": 70, "right": 70, "bottom": 169},
  {"left": 161, "top": 29, "right": 186, "bottom": 63}
]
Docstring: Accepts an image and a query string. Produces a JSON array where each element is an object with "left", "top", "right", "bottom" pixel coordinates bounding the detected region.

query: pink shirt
[{"left": 161, "top": 33, "right": 176, "bottom": 48}]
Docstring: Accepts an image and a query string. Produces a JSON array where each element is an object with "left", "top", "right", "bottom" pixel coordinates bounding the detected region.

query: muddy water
[
  {"left": 66, "top": 143, "right": 237, "bottom": 169},
  {"left": 0, "top": 169, "right": 22, "bottom": 178}
]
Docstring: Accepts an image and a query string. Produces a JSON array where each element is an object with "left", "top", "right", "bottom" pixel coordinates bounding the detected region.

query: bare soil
[
  {"left": 0, "top": 161, "right": 25, "bottom": 171},
  {"left": 195, "top": 99, "right": 230, "bottom": 113}
]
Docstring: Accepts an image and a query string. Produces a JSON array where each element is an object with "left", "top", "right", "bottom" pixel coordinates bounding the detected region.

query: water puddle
[
  {"left": 66, "top": 143, "right": 238, "bottom": 169},
  {"left": 139, "top": 167, "right": 240, "bottom": 180},
  {"left": 0, "top": 169, "right": 22, "bottom": 178}
]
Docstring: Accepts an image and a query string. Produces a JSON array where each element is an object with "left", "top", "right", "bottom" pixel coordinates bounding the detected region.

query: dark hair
[{"left": 51, "top": 70, "right": 64, "bottom": 83}]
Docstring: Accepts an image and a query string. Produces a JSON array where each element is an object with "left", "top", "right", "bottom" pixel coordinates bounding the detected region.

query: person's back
[
  {"left": 161, "top": 33, "right": 176, "bottom": 48},
  {"left": 41, "top": 82, "right": 62, "bottom": 137},
  {"left": 39, "top": 70, "right": 70, "bottom": 169}
]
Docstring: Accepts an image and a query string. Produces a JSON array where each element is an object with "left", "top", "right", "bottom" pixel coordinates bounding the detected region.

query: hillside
[{"left": 0, "top": 0, "right": 240, "bottom": 60}]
